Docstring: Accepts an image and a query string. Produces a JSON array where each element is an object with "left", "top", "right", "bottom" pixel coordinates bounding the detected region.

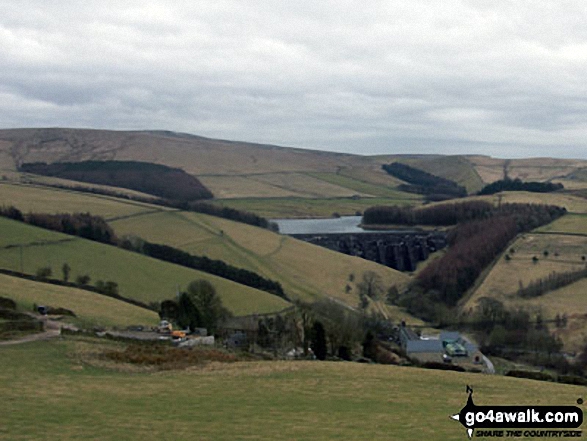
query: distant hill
[
  {"left": 20, "top": 160, "right": 213, "bottom": 201},
  {"left": 1, "top": 128, "right": 587, "bottom": 218}
]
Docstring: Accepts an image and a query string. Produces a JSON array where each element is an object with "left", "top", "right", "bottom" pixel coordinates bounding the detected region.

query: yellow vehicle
[{"left": 171, "top": 330, "right": 186, "bottom": 339}]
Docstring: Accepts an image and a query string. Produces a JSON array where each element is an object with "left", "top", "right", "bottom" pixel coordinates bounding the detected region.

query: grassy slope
[
  {"left": 0, "top": 182, "right": 164, "bottom": 220},
  {"left": 0, "top": 274, "right": 159, "bottom": 329},
  {"left": 376, "top": 155, "right": 485, "bottom": 194},
  {"left": 0, "top": 217, "right": 289, "bottom": 316},
  {"left": 464, "top": 233, "right": 587, "bottom": 313},
  {"left": 212, "top": 196, "right": 418, "bottom": 218},
  {"left": 536, "top": 213, "right": 587, "bottom": 235},
  {"left": 467, "top": 156, "right": 587, "bottom": 185},
  {"left": 110, "top": 210, "right": 412, "bottom": 313},
  {"left": 421, "top": 192, "right": 587, "bottom": 350},
  {"left": 0, "top": 183, "right": 411, "bottom": 320},
  {"left": 1, "top": 339, "right": 585, "bottom": 441}
]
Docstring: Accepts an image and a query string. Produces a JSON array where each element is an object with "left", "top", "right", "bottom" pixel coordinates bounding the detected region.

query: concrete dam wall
[{"left": 290, "top": 231, "right": 447, "bottom": 272}]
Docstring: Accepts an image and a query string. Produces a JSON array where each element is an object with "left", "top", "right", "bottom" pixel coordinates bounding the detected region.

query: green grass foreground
[{"left": 1, "top": 338, "right": 585, "bottom": 440}]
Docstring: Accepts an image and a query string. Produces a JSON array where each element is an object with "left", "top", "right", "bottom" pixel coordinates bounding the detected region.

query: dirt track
[{"left": 0, "top": 316, "right": 74, "bottom": 346}]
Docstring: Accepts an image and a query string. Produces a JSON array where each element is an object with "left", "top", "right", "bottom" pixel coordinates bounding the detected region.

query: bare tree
[{"left": 357, "top": 271, "right": 384, "bottom": 300}]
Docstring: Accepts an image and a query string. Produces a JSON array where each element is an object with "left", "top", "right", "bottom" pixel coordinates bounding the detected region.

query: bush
[
  {"left": 0, "top": 296, "right": 17, "bottom": 310},
  {"left": 45, "top": 306, "right": 76, "bottom": 317},
  {"left": 76, "top": 274, "right": 91, "bottom": 286},
  {"left": 420, "top": 361, "right": 466, "bottom": 372},
  {"left": 36, "top": 267, "right": 52, "bottom": 280},
  {"left": 557, "top": 375, "right": 587, "bottom": 386},
  {"left": 505, "top": 370, "right": 555, "bottom": 382}
]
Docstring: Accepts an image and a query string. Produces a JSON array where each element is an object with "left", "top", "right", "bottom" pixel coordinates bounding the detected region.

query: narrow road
[
  {"left": 0, "top": 317, "right": 75, "bottom": 346},
  {"left": 483, "top": 355, "right": 496, "bottom": 374}
]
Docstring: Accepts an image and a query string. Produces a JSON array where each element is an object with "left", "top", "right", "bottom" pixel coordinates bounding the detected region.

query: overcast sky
[{"left": 1, "top": 1, "right": 586, "bottom": 158}]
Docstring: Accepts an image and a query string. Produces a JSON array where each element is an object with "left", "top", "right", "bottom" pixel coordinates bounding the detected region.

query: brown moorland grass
[
  {"left": 463, "top": 233, "right": 587, "bottom": 350},
  {"left": 465, "top": 233, "right": 587, "bottom": 311},
  {"left": 0, "top": 182, "right": 165, "bottom": 220}
]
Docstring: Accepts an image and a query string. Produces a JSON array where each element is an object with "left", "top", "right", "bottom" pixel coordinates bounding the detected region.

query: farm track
[{"left": 0, "top": 316, "right": 76, "bottom": 346}]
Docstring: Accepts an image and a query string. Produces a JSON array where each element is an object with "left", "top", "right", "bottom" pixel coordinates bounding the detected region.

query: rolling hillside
[
  {"left": 0, "top": 273, "right": 159, "bottom": 329},
  {"left": 0, "top": 217, "right": 290, "bottom": 316},
  {"left": 2, "top": 128, "right": 587, "bottom": 218},
  {"left": 0, "top": 183, "right": 412, "bottom": 320},
  {"left": 457, "top": 190, "right": 587, "bottom": 351}
]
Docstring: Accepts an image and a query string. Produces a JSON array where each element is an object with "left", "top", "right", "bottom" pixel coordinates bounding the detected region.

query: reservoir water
[{"left": 272, "top": 216, "right": 411, "bottom": 235}]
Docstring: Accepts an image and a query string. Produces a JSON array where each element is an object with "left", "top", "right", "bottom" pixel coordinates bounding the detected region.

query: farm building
[{"left": 399, "top": 326, "right": 484, "bottom": 368}]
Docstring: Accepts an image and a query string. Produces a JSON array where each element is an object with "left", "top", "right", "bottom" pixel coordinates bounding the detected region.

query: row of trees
[
  {"left": 479, "top": 178, "right": 564, "bottom": 195},
  {"left": 382, "top": 162, "right": 467, "bottom": 200},
  {"left": 23, "top": 181, "right": 278, "bottom": 231},
  {"left": 0, "top": 206, "right": 116, "bottom": 245},
  {"left": 517, "top": 267, "right": 587, "bottom": 298},
  {"left": 363, "top": 200, "right": 566, "bottom": 228},
  {"left": 134, "top": 241, "right": 288, "bottom": 300},
  {"left": 418, "top": 216, "right": 519, "bottom": 306},
  {"left": 0, "top": 206, "right": 287, "bottom": 300},
  {"left": 20, "top": 160, "right": 214, "bottom": 201},
  {"left": 363, "top": 200, "right": 495, "bottom": 226},
  {"left": 160, "top": 280, "right": 231, "bottom": 333},
  {"left": 470, "top": 298, "right": 570, "bottom": 371},
  {"left": 392, "top": 203, "right": 566, "bottom": 320}
]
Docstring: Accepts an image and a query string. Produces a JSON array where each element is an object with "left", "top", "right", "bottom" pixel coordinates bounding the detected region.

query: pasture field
[
  {"left": 0, "top": 218, "right": 290, "bottom": 316},
  {"left": 248, "top": 172, "right": 367, "bottom": 198},
  {"left": 0, "top": 182, "right": 413, "bottom": 320},
  {"left": 0, "top": 182, "right": 165, "bottom": 220},
  {"left": 536, "top": 214, "right": 587, "bottom": 235},
  {"left": 18, "top": 173, "right": 160, "bottom": 200},
  {"left": 212, "top": 196, "right": 418, "bottom": 218},
  {"left": 466, "top": 156, "right": 587, "bottom": 186},
  {"left": 307, "top": 172, "right": 421, "bottom": 199},
  {"left": 0, "top": 338, "right": 585, "bottom": 441},
  {"left": 199, "top": 175, "right": 302, "bottom": 199},
  {"left": 465, "top": 233, "right": 587, "bottom": 311},
  {"left": 0, "top": 274, "right": 158, "bottom": 329},
  {"left": 109, "top": 210, "right": 412, "bottom": 314},
  {"left": 386, "top": 155, "right": 485, "bottom": 194},
  {"left": 370, "top": 154, "right": 484, "bottom": 193},
  {"left": 461, "top": 192, "right": 587, "bottom": 214},
  {"left": 463, "top": 233, "right": 587, "bottom": 350},
  {"left": 492, "top": 192, "right": 587, "bottom": 214}
]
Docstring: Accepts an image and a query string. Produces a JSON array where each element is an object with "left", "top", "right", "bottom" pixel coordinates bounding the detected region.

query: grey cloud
[{"left": 0, "top": 0, "right": 586, "bottom": 158}]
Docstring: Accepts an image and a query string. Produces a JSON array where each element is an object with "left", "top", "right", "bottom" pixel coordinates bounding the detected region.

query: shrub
[
  {"left": 505, "top": 370, "right": 555, "bottom": 382},
  {"left": 0, "top": 296, "right": 17, "bottom": 310},
  {"left": 36, "top": 267, "right": 52, "bottom": 280}
]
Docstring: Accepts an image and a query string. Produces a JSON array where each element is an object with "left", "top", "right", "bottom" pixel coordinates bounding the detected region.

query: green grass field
[
  {"left": 0, "top": 182, "right": 166, "bottom": 220},
  {"left": 536, "top": 214, "right": 587, "bottom": 235},
  {"left": 0, "top": 182, "right": 412, "bottom": 321},
  {"left": 307, "top": 172, "right": 422, "bottom": 199},
  {"left": 0, "top": 217, "right": 290, "bottom": 316},
  {"left": 395, "top": 155, "right": 485, "bottom": 194},
  {"left": 0, "top": 338, "right": 585, "bottom": 441},
  {"left": 212, "top": 196, "right": 418, "bottom": 218},
  {"left": 463, "top": 232, "right": 587, "bottom": 351},
  {"left": 109, "top": 210, "right": 412, "bottom": 315},
  {"left": 464, "top": 233, "right": 587, "bottom": 311},
  {"left": 0, "top": 274, "right": 158, "bottom": 329}
]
